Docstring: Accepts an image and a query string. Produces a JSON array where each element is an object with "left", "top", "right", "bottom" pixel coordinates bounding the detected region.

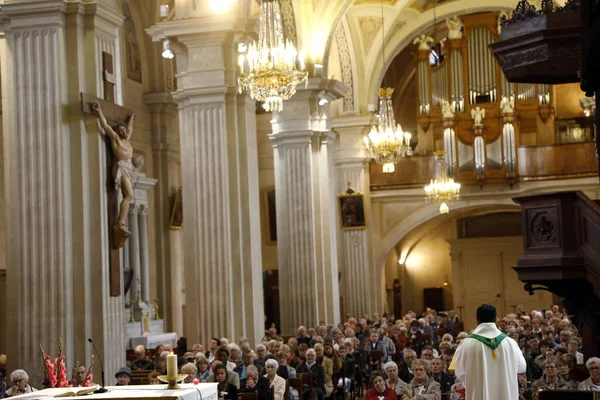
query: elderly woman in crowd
[
  {"left": 5, "top": 370, "right": 36, "bottom": 397},
  {"left": 366, "top": 374, "right": 398, "bottom": 400},
  {"left": 401, "top": 359, "right": 441, "bottom": 400},
  {"left": 384, "top": 361, "right": 406, "bottom": 395},
  {"left": 579, "top": 357, "right": 600, "bottom": 391},
  {"left": 181, "top": 362, "right": 197, "bottom": 384},
  {"left": 264, "top": 359, "right": 286, "bottom": 400}
]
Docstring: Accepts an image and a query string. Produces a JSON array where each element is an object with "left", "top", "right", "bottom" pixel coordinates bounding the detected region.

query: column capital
[
  {"left": 146, "top": 16, "right": 237, "bottom": 44},
  {"left": 270, "top": 77, "right": 349, "bottom": 136}
]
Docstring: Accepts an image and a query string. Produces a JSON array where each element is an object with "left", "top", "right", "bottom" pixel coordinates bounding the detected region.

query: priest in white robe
[{"left": 453, "top": 304, "right": 526, "bottom": 400}]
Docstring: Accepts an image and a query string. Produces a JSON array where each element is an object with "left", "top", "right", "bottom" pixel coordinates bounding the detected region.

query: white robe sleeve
[
  {"left": 512, "top": 340, "right": 527, "bottom": 374},
  {"left": 453, "top": 340, "right": 471, "bottom": 384}
]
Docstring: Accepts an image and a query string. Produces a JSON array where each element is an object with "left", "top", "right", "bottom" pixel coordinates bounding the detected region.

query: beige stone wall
[{"left": 448, "top": 236, "right": 553, "bottom": 331}]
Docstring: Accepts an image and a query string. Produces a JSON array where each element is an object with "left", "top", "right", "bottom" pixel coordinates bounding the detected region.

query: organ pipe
[{"left": 503, "top": 123, "right": 516, "bottom": 173}]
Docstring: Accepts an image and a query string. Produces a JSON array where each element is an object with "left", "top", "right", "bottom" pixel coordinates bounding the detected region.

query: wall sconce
[
  {"left": 398, "top": 253, "right": 407, "bottom": 266},
  {"left": 580, "top": 96, "right": 596, "bottom": 118}
]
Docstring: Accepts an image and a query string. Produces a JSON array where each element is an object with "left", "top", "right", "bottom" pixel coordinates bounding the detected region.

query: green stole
[{"left": 467, "top": 333, "right": 507, "bottom": 358}]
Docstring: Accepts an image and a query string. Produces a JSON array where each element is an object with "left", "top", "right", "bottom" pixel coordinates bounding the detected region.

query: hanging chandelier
[
  {"left": 364, "top": 88, "right": 412, "bottom": 173},
  {"left": 424, "top": 151, "right": 461, "bottom": 214},
  {"left": 237, "top": 0, "right": 308, "bottom": 112},
  {"left": 363, "top": 0, "right": 412, "bottom": 174}
]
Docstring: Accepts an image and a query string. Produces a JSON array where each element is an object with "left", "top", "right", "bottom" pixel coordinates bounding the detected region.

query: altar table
[{"left": 9, "top": 383, "right": 218, "bottom": 400}]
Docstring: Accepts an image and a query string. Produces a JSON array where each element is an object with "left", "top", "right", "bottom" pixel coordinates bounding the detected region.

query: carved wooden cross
[{"left": 79, "top": 52, "right": 133, "bottom": 297}]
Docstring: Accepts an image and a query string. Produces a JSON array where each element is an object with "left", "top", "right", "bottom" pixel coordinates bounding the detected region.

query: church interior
[{"left": 0, "top": 0, "right": 599, "bottom": 397}]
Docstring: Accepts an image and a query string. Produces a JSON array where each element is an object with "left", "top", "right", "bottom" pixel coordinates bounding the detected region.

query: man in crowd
[{"left": 131, "top": 345, "right": 154, "bottom": 371}]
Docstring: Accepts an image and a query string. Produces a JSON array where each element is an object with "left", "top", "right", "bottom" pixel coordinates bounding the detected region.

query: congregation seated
[
  {"left": 132, "top": 345, "right": 154, "bottom": 371},
  {"left": 400, "top": 360, "right": 441, "bottom": 400},
  {"left": 5, "top": 370, "right": 36, "bottom": 397},
  {"left": 5, "top": 303, "right": 600, "bottom": 400}
]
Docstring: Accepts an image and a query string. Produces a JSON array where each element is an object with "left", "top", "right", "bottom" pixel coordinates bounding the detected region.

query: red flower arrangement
[{"left": 40, "top": 339, "right": 94, "bottom": 388}]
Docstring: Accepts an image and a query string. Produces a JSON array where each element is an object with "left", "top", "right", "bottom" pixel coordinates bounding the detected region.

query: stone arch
[{"left": 374, "top": 199, "right": 520, "bottom": 279}]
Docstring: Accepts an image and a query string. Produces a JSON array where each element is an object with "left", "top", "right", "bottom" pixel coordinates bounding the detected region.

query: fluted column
[
  {"left": 148, "top": 11, "right": 265, "bottom": 345},
  {"left": 270, "top": 78, "right": 348, "bottom": 334},
  {"left": 139, "top": 206, "right": 150, "bottom": 303},
  {"left": 332, "top": 116, "right": 374, "bottom": 318},
  {"left": 129, "top": 207, "right": 141, "bottom": 304},
  {"left": 145, "top": 92, "right": 183, "bottom": 336},
  {"left": 1, "top": 0, "right": 125, "bottom": 384}
]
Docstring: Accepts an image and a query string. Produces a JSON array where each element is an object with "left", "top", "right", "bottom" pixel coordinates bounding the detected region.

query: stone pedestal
[
  {"left": 0, "top": 0, "right": 126, "bottom": 384},
  {"left": 148, "top": 12, "right": 265, "bottom": 346},
  {"left": 269, "top": 78, "right": 348, "bottom": 333},
  {"left": 332, "top": 116, "right": 376, "bottom": 317}
]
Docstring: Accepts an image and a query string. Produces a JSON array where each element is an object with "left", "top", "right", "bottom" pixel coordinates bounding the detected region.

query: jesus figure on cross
[{"left": 92, "top": 101, "right": 138, "bottom": 235}]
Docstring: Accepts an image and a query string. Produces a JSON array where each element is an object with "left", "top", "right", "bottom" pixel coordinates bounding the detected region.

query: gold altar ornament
[{"left": 157, "top": 374, "right": 187, "bottom": 390}]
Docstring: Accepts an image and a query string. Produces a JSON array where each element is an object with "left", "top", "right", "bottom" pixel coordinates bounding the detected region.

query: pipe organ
[{"left": 414, "top": 12, "right": 562, "bottom": 187}]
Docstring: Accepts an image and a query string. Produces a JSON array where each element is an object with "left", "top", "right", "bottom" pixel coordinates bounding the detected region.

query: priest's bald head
[{"left": 476, "top": 304, "right": 497, "bottom": 324}]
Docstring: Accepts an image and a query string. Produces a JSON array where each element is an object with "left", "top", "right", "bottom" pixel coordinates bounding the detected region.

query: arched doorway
[{"left": 380, "top": 204, "right": 552, "bottom": 328}]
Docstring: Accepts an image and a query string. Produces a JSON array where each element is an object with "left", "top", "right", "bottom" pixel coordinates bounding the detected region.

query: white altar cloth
[{"left": 9, "top": 383, "right": 218, "bottom": 400}]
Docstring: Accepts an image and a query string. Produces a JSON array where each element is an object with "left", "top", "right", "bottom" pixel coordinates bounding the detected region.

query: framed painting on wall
[
  {"left": 338, "top": 185, "right": 366, "bottom": 230},
  {"left": 169, "top": 186, "right": 183, "bottom": 229},
  {"left": 265, "top": 188, "right": 277, "bottom": 244}
]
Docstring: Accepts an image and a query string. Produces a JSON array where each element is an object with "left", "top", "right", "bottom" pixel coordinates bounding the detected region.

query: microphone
[{"left": 88, "top": 338, "right": 108, "bottom": 393}]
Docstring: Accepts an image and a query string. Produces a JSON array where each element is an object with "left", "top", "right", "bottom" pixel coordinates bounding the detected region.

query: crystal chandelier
[
  {"left": 237, "top": 0, "right": 308, "bottom": 112},
  {"left": 424, "top": 151, "right": 461, "bottom": 214},
  {"left": 364, "top": 88, "right": 412, "bottom": 173}
]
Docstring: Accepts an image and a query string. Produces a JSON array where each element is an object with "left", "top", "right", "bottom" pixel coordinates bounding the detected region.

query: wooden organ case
[{"left": 416, "top": 13, "right": 558, "bottom": 187}]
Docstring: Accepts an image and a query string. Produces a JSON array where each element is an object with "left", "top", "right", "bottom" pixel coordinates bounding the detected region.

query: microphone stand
[{"left": 88, "top": 338, "right": 109, "bottom": 393}]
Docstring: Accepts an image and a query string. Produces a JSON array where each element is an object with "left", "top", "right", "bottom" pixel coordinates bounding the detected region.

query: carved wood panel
[{"left": 525, "top": 205, "right": 561, "bottom": 249}]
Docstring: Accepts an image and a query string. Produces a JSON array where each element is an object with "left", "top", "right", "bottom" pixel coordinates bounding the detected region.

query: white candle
[{"left": 167, "top": 352, "right": 177, "bottom": 380}]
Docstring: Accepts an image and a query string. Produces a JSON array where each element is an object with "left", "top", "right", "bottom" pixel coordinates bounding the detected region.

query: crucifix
[{"left": 80, "top": 52, "right": 138, "bottom": 296}]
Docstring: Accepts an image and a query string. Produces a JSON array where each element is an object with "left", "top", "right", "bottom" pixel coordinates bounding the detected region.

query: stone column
[
  {"left": 0, "top": 0, "right": 125, "bottom": 383},
  {"left": 139, "top": 207, "right": 150, "bottom": 303},
  {"left": 332, "top": 116, "right": 374, "bottom": 318},
  {"left": 144, "top": 92, "right": 183, "bottom": 336},
  {"left": 129, "top": 207, "right": 141, "bottom": 304},
  {"left": 269, "top": 78, "right": 348, "bottom": 334},
  {"left": 148, "top": 12, "right": 265, "bottom": 345},
  {"left": 124, "top": 237, "right": 131, "bottom": 304}
]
